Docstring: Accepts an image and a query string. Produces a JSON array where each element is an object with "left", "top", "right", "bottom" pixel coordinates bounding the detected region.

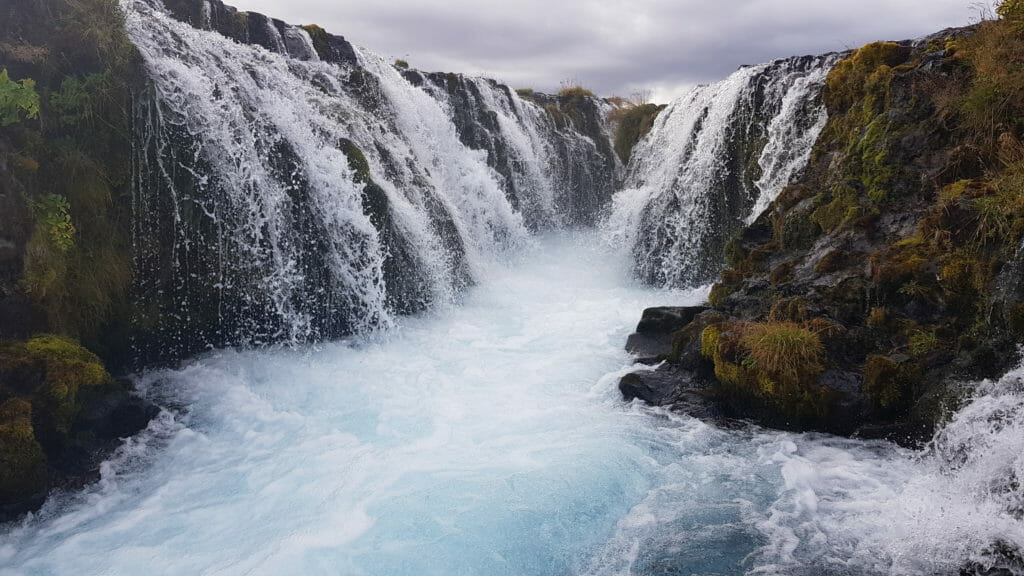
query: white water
[
  {"left": 128, "top": 0, "right": 610, "bottom": 349},
  {"left": 3, "top": 232, "right": 1023, "bottom": 575},
  {"left": 605, "top": 55, "right": 837, "bottom": 288}
]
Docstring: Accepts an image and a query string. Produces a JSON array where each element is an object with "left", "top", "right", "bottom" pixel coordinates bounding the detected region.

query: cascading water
[
  {"left": 5, "top": 1, "right": 1024, "bottom": 573},
  {"left": 125, "top": 0, "right": 618, "bottom": 365},
  {"left": 604, "top": 54, "right": 839, "bottom": 288},
  {"left": 402, "top": 72, "right": 621, "bottom": 229}
]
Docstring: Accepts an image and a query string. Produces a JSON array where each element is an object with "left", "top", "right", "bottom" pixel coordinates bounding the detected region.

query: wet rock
[
  {"left": 619, "top": 368, "right": 681, "bottom": 405},
  {"left": 625, "top": 306, "right": 708, "bottom": 359},
  {"left": 619, "top": 364, "right": 724, "bottom": 422}
]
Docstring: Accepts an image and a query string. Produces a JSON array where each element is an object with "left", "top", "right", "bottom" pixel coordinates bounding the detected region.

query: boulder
[{"left": 625, "top": 306, "right": 708, "bottom": 359}]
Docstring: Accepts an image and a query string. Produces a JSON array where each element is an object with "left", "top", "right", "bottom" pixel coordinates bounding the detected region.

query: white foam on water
[{"left": 2, "top": 233, "right": 1024, "bottom": 575}]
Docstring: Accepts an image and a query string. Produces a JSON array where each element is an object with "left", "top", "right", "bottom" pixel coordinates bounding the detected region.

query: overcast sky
[{"left": 230, "top": 0, "right": 981, "bottom": 102}]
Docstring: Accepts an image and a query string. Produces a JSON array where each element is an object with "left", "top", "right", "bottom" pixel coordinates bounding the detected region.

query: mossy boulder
[
  {"left": 0, "top": 335, "right": 154, "bottom": 520},
  {"left": 25, "top": 335, "right": 114, "bottom": 446}
]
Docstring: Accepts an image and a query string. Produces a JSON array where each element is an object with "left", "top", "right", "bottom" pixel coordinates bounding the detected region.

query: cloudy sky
[{"left": 231, "top": 0, "right": 981, "bottom": 102}]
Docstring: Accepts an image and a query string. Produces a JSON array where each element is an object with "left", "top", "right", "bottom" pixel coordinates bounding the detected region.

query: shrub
[
  {"left": 558, "top": 84, "right": 596, "bottom": 100},
  {"left": 393, "top": 59, "right": 409, "bottom": 69},
  {"left": 32, "top": 194, "right": 76, "bottom": 252},
  {"left": 0, "top": 68, "right": 39, "bottom": 126}
]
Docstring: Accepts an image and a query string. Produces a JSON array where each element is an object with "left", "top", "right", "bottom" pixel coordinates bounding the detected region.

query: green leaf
[{"left": 0, "top": 68, "right": 41, "bottom": 127}]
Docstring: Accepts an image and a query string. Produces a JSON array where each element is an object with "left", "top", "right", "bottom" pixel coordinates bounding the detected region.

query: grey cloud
[{"left": 232, "top": 0, "right": 974, "bottom": 100}]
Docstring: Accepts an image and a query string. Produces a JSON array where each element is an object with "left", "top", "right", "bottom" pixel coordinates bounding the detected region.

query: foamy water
[{"left": 1, "top": 233, "right": 1021, "bottom": 575}]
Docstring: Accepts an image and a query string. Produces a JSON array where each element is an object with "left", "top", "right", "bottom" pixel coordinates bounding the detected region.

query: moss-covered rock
[
  {"left": 0, "top": 398, "right": 46, "bottom": 507},
  {"left": 0, "top": 334, "right": 153, "bottom": 520},
  {"left": 623, "top": 20, "right": 1024, "bottom": 445}
]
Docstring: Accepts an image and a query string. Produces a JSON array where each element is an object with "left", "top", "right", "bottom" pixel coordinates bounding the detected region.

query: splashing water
[{"left": 2, "top": 232, "right": 1023, "bottom": 575}]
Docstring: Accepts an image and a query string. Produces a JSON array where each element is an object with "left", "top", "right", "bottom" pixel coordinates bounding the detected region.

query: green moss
[
  {"left": 824, "top": 42, "right": 908, "bottom": 113},
  {"left": 25, "top": 334, "right": 101, "bottom": 364},
  {"left": 0, "top": 399, "right": 47, "bottom": 505},
  {"left": 810, "top": 186, "right": 860, "bottom": 233},
  {"left": 339, "top": 139, "right": 371, "bottom": 184},
  {"left": 700, "top": 325, "right": 721, "bottom": 360},
  {"left": 21, "top": 335, "right": 112, "bottom": 440},
  {"left": 707, "top": 283, "right": 734, "bottom": 307}
]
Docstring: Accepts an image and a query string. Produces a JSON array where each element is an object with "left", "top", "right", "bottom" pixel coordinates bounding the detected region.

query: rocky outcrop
[
  {"left": 622, "top": 23, "right": 1024, "bottom": 446},
  {"left": 0, "top": 336, "right": 156, "bottom": 522}
]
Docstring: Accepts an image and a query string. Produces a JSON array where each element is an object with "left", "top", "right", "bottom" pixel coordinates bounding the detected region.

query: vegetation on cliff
[
  {"left": 0, "top": 0, "right": 150, "bottom": 519},
  {"left": 651, "top": 7, "right": 1024, "bottom": 442},
  {"left": 1, "top": 0, "right": 136, "bottom": 353},
  {"left": 609, "top": 102, "right": 665, "bottom": 163}
]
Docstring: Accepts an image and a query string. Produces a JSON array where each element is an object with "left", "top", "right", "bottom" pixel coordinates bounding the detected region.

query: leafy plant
[
  {"left": 0, "top": 69, "right": 40, "bottom": 126},
  {"left": 33, "top": 194, "right": 76, "bottom": 252}
]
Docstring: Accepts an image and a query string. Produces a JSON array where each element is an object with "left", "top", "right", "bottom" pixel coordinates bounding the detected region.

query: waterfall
[
  {"left": 605, "top": 54, "right": 839, "bottom": 288},
  {"left": 403, "top": 71, "right": 621, "bottom": 228},
  {"left": 123, "top": 0, "right": 618, "bottom": 364}
]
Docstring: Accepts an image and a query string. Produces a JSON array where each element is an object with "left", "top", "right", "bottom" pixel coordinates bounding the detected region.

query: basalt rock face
[
  {"left": 623, "top": 25, "right": 1024, "bottom": 445},
  {"left": 126, "top": 0, "right": 622, "bottom": 367}
]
